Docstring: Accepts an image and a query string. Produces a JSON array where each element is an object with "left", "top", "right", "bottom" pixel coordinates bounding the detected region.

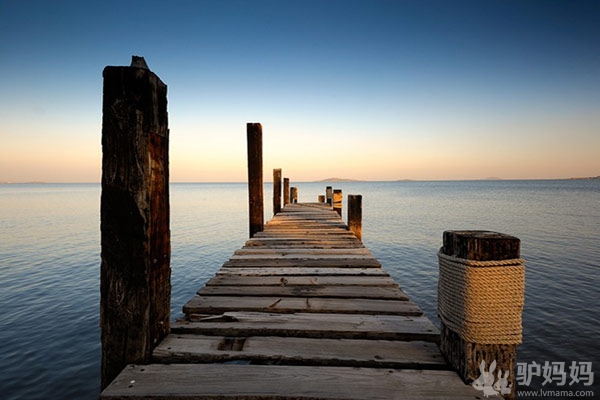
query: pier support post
[
  {"left": 325, "top": 186, "right": 333, "bottom": 206},
  {"left": 333, "top": 189, "right": 343, "bottom": 216},
  {"left": 291, "top": 187, "right": 298, "bottom": 203},
  {"left": 283, "top": 178, "right": 290, "bottom": 206},
  {"left": 438, "top": 231, "right": 524, "bottom": 400},
  {"left": 318, "top": 195, "right": 325, "bottom": 203},
  {"left": 348, "top": 194, "right": 362, "bottom": 240},
  {"left": 100, "top": 57, "right": 170, "bottom": 390},
  {"left": 247, "top": 123, "right": 264, "bottom": 237},
  {"left": 273, "top": 169, "right": 282, "bottom": 215}
]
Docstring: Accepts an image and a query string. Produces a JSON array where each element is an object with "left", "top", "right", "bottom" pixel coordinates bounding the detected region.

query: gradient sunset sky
[{"left": 1, "top": 0, "right": 598, "bottom": 182}]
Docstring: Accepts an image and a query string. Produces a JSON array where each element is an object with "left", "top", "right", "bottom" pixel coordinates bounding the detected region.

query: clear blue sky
[{"left": 1, "top": 0, "right": 598, "bottom": 182}]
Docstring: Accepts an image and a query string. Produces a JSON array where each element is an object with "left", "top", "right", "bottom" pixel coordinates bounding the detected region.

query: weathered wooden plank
[
  {"left": 101, "top": 364, "right": 480, "bottom": 399},
  {"left": 217, "top": 267, "right": 389, "bottom": 276},
  {"left": 153, "top": 335, "right": 446, "bottom": 368},
  {"left": 234, "top": 248, "right": 372, "bottom": 256},
  {"left": 183, "top": 295, "right": 421, "bottom": 315},
  {"left": 173, "top": 312, "right": 439, "bottom": 342},
  {"left": 222, "top": 258, "right": 382, "bottom": 268},
  {"left": 197, "top": 285, "right": 408, "bottom": 300},
  {"left": 206, "top": 275, "right": 398, "bottom": 287}
]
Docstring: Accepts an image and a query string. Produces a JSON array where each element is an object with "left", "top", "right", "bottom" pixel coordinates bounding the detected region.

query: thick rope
[{"left": 438, "top": 249, "right": 525, "bottom": 344}]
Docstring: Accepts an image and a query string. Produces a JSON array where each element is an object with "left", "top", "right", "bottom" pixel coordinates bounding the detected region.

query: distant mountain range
[{"left": 315, "top": 177, "right": 363, "bottom": 182}]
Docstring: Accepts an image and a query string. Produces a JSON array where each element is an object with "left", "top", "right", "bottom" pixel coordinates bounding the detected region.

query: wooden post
[
  {"left": 348, "top": 194, "right": 362, "bottom": 240},
  {"left": 100, "top": 56, "right": 170, "bottom": 390},
  {"left": 290, "top": 187, "right": 298, "bottom": 203},
  {"left": 333, "top": 189, "right": 343, "bottom": 216},
  {"left": 438, "top": 231, "right": 524, "bottom": 400},
  {"left": 318, "top": 195, "right": 325, "bottom": 203},
  {"left": 283, "top": 178, "right": 290, "bottom": 206},
  {"left": 247, "top": 123, "right": 264, "bottom": 237},
  {"left": 273, "top": 168, "right": 282, "bottom": 215},
  {"left": 325, "top": 186, "right": 333, "bottom": 206}
]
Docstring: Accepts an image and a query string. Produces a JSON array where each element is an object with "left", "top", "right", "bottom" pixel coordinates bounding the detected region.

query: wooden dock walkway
[{"left": 101, "top": 203, "right": 480, "bottom": 399}]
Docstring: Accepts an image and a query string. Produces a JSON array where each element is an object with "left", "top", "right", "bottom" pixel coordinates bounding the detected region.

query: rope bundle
[{"left": 438, "top": 249, "right": 525, "bottom": 344}]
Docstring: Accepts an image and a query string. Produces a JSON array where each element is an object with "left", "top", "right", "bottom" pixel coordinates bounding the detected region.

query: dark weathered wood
[
  {"left": 101, "top": 364, "right": 480, "bottom": 399},
  {"left": 100, "top": 57, "right": 170, "bottom": 389},
  {"left": 197, "top": 284, "right": 409, "bottom": 300},
  {"left": 348, "top": 194, "right": 362, "bottom": 241},
  {"left": 290, "top": 186, "right": 298, "bottom": 203},
  {"left": 247, "top": 123, "right": 264, "bottom": 237},
  {"left": 318, "top": 194, "right": 325, "bottom": 202},
  {"left": 173, "top": 312, "right": 440, "bottom": 342},
  {"left": 440, "top": 230, "right": 522, "bottom": 400},
  {"left": 273, "top": 168, "right": 282, "bottom": 215},
  {"left": 283, "top": 177, "right": 290, "bottom": 205},
  {"left": 333, "top": 189, "right": 343, "bottom": 216},
  {"left": 326, "top": 185, "right": 333, "bottom": 205},
  {"left": 217, "top": 267, "right": 389, "bottom": 276},
  {"left": 183, "top": 295, "right": 421, "bottom": 315},
  {"left": 206, "top": 275, "right": 398, "bottom": 287},
  {"left": 153, "top": 335, "right": 445, "bottom": 369},
  {"left": 442, "top": 230, "right": 520, "bottom": 261}
]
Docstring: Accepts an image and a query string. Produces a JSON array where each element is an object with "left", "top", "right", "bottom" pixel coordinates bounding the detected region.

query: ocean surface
[{"left": 1, "top": 180, "right": 598, "bottom": 399}]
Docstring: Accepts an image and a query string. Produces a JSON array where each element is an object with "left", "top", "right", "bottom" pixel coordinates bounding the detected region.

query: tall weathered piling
[
  {"left": 247, "top": 123, "right": 264, "bottom": 237},
  {"left": 348, "top": 194, "right": 362, "bottom": 240},
  {"left": 100, "top": 56, "right": 170, "bottom": 390},
  {"left": 283, "top": 178, "right": 290, "bottom": 206},
  {"left": 273, "top": 168, "right": 282, "bottom": 215},
  {"left": 438, "top": 231, "right": 524, "bottom": 400},
  {"left": 333, "top": 189, "right": 343, "bottom": 216}
]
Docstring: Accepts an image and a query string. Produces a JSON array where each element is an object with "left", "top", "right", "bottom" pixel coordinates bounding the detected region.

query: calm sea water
[{"left": 1, "top": 180, "right": 598, "bottom": 399}]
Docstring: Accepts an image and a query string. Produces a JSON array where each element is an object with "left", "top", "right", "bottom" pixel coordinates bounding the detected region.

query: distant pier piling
[
  {"left": 283, "top": 178, "right": 290, "bottom": 206},
  {"left": 290, "top": 187, "right": 298, "bottom": 203},
  {"left": 438, "top": 230, "right": 524, "bottom": 400},
  {"left": 100, "top": 56, "right": 171, "bottom": 390},
  {"left": 333, "top": 189, "right": 343, "bottom": 216},
  {"left": 326, "top": 186, "right": 333, "bottom": 206},
  {"left": 273, "top": 168, "right": 282, "bottom": 215},
  {"left": 348, "top": 194, "right": 362, "bottom": 240},
  {"left": 247, "top": 123, "right": 264, "bottom": 237}
]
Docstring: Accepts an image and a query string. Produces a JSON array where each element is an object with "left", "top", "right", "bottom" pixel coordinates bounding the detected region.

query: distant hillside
[{"left": 315, "top": 177, "right": 362, "bottom": 182}]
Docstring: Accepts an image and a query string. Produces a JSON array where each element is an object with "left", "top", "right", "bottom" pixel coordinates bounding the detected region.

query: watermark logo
[
  {"left": 472, "top": 360, "right": 595, "bottom": 398},
  {"left": 472, "top": 360, "right": 512, "bottom": 397}
]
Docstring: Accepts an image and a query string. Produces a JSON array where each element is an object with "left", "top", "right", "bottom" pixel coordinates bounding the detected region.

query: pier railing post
[
  {"left": 326, "top": 186, "right": 333, "bottom": 206},
  {"left": 247, "top": 123, "right": 264, "bottom": 237},
  {"left": 273, "top": 168, "right": 282, "bottom": 215},
  {"left": 348, "top": 194, "right": 362, "bottom": 240},
  {"left": 291, "top": 187, "right": 298, "bottom": 203},
  {"left": 283, "top": 178, "right": 290, "bottom": 206},
  {"left": 333, "top": 189, "right": 343, "bottom": 216},
  {"left": 100, "top": 56, "right": 171, "bottom": 390},
  {"left": 438, "top": 231, "right": 524, "bottom": 400}
]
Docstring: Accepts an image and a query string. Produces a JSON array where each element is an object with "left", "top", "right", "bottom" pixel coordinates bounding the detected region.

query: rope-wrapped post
[{"left": 438, "top": 230, "right": 524, "bottom": 400}]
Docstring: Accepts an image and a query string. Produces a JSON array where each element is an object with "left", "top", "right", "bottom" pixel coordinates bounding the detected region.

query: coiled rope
[{"left": 438, "top": 249, "right": 525, "bottom": 344}]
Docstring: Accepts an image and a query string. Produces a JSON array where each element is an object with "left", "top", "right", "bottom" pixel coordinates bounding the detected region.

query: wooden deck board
[
  {"left": 183, "top": 295, "right": 422, "bottom": 315},
  {"left": 197, "top": 285, "right": 409, "bottom": 300},
  {"left": 153, "top": 335, "right": 446, "bottom": 368},
  {"left": 101, "top": 364, "right": 480, "bottom": 400},
  {"left": 172, "top": 312, "right": 440, "bottom": 342},
  {"left": 206, "top": 275, "right": 399, "bottom": 286}
]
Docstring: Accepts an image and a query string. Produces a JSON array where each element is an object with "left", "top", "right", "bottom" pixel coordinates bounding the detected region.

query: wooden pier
[
  {"left": 100, "top": 59, "right": 523, "bottom": 399},
  {"left": 101, "top": 202, "right": 480, "bottom": 399}
]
